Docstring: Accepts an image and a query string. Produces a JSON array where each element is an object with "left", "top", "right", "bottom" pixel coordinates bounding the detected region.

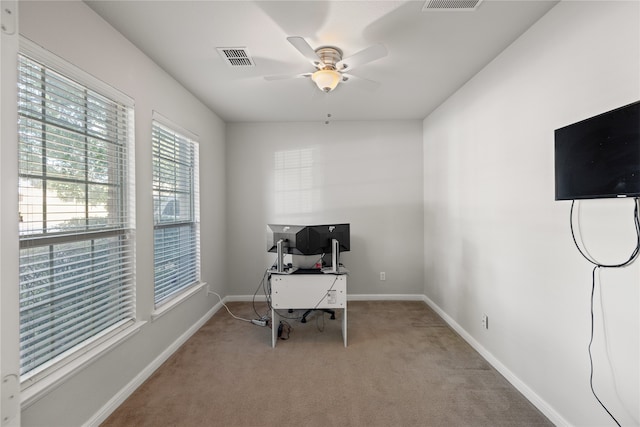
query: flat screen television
[{"left": 554, "top": 100, "right": 640, "bottom": 200}]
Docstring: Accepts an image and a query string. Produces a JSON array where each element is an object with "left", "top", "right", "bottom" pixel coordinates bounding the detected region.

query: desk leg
[
  {"left": 343, "top": 306, "right": 347, "bottom": 347},
  {"left": 271, "top": 308, "right": 277, "bottom": 348}
]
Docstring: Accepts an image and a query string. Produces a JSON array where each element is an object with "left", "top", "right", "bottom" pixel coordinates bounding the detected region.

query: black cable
[
  {"left": 570, "top": 198, "right": 640, "bottom": 268},
  {"left": 588, "top": 266, "right": 621, "bottom": 427},
  {"left": 252, "top": 268, "right": 270, "bottom": 319},
  {"left": 570, "top": 197, "right": 640, "bottom": 427}
]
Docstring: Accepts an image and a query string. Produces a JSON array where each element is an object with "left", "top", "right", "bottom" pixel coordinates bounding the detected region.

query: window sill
[
  {"left": 151, "top": 281, "right": 207, "bottom": 322},
  {"left": 21, "top": 319, "right": 147, "bottom": 409}
]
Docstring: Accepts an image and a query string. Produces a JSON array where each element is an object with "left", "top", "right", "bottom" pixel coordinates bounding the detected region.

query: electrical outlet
[
  {"left": 481, "top": 314, "right": 489, "bottom": 330},
  {"left": 380, "top": 272, "right": 386, "bottom": 281}
]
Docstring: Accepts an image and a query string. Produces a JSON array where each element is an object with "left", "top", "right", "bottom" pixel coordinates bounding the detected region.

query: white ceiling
[{"left": 85, "top": 0, "right": 558, "bottom": 123}]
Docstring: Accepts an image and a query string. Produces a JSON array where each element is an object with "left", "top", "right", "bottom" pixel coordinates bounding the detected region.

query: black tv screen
[{"left": 554, "top": 100, "right": 640, "bottom": 200}]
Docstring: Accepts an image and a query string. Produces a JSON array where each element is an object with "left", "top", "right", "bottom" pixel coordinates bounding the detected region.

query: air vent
[
  {"left": 217, "top": 47, "right": 254, "bottom": 67},
  {"left": 422, "top": 0, "right": 483, "bottom": 11}
]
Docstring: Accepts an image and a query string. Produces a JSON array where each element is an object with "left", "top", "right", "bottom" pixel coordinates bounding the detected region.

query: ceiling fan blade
[
  {"left": 340, "top": 73, "right": 381, "bottom": 91},
  {"left": 287, "top": 36, "right": 325, "bottom": 68},
  {"left": 336, "top": 44, "right": 387, "bottom": 72},
  {"left": 264, "top": 73, "right": 312, "bottom": 81}
]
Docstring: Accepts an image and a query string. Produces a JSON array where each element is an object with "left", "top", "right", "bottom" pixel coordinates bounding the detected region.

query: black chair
[
  {"left": 287, "top": 308, "right": 336, "bottom": 323},
  {"left": 301, "top": 308, "right": 335, "bottom": 323}
]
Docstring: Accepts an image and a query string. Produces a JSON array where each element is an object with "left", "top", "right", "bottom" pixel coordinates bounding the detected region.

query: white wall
[
  {"left": 423, "top": 1, "right": 639, "bottom": 426},
  {"left": 226, "top": 120, "right": 424, "bottom": 297},
  {"left": 11, "top": 2, "right": 226, "bottom": 426}
]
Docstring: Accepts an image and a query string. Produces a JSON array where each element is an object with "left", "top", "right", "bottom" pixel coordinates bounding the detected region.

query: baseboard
[
  {"left": 226, "top": 294, "right": 268, "bottom": 302},
  {"left": 84, "top": 300, "right": 224, "bottom": 427},
  {"left": 226, "top": 293, "right": 426, "bottom": 302},
  {"left": 420, "top": 295, "right": 569, "bottom": 427},
  {"left": 347, "top": 293, "right": 425, "bottom": 301}
]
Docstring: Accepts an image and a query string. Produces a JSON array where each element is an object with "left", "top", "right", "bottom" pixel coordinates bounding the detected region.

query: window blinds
[
  {"left": 152, "top": 119, "right": 200, "bottom": 305},
  {"left": 17, "top": 53, "right": 135, "bottom": 377}
]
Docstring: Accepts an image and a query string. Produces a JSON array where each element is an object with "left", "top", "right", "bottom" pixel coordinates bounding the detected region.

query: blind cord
[{"left": 570, "top": 198, "right": 640, "bottom": 427}]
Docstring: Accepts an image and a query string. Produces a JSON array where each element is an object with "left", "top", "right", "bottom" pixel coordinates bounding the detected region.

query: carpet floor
[{"left": 102, "top": 300, "right": 553, "bottom": 427}]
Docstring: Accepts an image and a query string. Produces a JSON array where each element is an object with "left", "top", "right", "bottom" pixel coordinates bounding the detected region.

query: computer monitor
[
  {"left": 266, "top": 224, "right": 308, "bottom": 255},
  {"left": 306, "top": 224, "right": 350, "bottom": 254},
  {"left": 266, "top": 223, "right": 350, "bottom": 273},
  {"left": 266, "top": 223, "right": 350, "bottom": 255}
]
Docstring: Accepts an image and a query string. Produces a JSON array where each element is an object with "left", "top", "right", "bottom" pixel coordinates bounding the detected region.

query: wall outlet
[
  {"left": 481, "top": 314, "right": 489, "bottom": 330},
  {"left": 379, "top": 272, "right": 386, "bottom": 281}
]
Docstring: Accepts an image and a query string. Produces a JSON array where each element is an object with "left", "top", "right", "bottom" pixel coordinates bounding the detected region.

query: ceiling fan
[{"left": 265, "top": 36, "right": 388, "bottom": 93}]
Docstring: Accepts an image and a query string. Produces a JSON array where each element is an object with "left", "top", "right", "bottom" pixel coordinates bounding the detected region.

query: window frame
[
  {"left": 151, "top": 112, "right": 201, "bottom": 310},
  {"left": 17, "top": 38, "right": 141, "bottom": 397}
]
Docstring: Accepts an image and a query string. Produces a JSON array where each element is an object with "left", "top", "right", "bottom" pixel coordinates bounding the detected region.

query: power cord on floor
[{"left": 207, "top": 290, "right": 253, "bottom": 324}]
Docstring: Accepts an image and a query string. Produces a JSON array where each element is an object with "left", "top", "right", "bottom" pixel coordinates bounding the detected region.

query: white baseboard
[
  {"left": 226, "top": 293, "right": 426, "bottom": 302},
  {"left": 347, "top": 293, "right": 425, "bottom": 301},
  {"left": 226, "top": 294, "right": 267, "bottom": 302},
  {"left": 420, "top": 295, "right": 569, "bottom": 427},
  {"left": 83, "top": 300, "right": 224, "bottom": 427}
]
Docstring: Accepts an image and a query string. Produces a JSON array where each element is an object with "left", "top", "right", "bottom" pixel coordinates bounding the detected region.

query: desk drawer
[{"left": 271, "top": 274, "right": 346, "bottom": 309}]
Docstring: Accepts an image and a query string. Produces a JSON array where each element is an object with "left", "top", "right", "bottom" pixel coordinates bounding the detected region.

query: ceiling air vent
[
  {"left": 217, "top": 47, "right": 254, "bottom": 67},
  {"left": 422, "top": 0, "right": 483, "bottom": 11}
]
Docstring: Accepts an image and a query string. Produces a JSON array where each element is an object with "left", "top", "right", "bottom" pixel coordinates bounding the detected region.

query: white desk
[{"left": 270, "top": 272, "right": 347, "bottom": 348}]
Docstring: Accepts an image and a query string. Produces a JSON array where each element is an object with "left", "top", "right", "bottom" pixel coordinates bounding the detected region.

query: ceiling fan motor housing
[{"left": 315, "top": 46, "right": 343, "bottom": 70}]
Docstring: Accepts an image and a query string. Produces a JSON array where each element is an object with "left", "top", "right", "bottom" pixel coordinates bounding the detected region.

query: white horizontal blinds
[
  {"left": 274, "top": 148, "right": 314, "bottom": 214},
  {"left": 152, "top": 119, "right": 200, "bottom": 305},
  {"left": 17, "top": 53, "right": 135, "bottom": 377}
]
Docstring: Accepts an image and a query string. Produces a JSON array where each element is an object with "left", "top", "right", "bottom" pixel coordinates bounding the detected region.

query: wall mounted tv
[{"left": 554, "top": 100, "right": 640, "bottom": 200}]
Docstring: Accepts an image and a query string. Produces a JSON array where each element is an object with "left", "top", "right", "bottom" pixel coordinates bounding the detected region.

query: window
[
  {"left": 274, "top": 148, "right": 314, "bottom": 214},
  {"left": 17, "top": 51, "right": 135, "bottom": 379},
  {"left": 152, "top": 116, "right": 200, "bottom": 306}
]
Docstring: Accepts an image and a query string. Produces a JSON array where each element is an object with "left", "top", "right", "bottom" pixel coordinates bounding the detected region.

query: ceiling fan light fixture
[{"left": 311, "top": 69, "right": 341, "bottom": 92}]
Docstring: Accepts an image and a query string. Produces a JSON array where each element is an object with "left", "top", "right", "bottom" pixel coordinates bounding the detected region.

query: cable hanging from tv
[{"left": 568, "top": 197, "right": 639, "bottom": 427}]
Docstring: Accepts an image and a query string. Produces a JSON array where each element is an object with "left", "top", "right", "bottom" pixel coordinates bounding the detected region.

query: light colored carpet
[{"left": 102, "top": 300, "right": 552, "bottom": 426}]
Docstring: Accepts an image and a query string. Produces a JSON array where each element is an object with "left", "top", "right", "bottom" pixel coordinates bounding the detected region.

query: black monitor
[
  {"left": 306, "top": 224, "right": 350, "bottom": 254},
  {"left": 266, "top": 223, "right": 350, "bottom": 255},
  {"left": 267, "top": 223, "right": 350, "bottom": 273}
]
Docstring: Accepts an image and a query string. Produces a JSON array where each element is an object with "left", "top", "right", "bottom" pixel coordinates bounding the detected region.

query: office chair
[{"left": 300, "top": 308, "right": 335, "bottom": 323}]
